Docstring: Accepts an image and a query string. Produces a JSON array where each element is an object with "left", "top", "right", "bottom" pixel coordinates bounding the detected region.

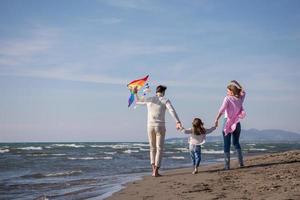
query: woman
[{"left": 215, "top": 80, "right": 246, "bottom": 170}]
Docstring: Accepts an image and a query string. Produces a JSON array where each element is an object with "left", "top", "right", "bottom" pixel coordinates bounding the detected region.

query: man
[{"left": 133, "top": 85, "right": 182, "bottom": 177}]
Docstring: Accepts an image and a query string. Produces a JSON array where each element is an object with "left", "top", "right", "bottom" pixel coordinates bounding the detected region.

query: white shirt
[
  {"left": 136, "top": 93, "right": 181, "bottom": 127},
  {"left": 181, "top": 127, "right": 216, "bottom": 145}
]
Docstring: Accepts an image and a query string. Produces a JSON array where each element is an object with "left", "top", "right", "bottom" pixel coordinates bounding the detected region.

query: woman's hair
[
  {"left": 227, "top": 84, "right": 242, "bottom": 98},
  {"left": 192, "top": 118, "right": 206, "bottom": 135}
]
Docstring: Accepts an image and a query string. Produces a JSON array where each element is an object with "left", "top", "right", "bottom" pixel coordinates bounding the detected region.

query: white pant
[{"left": 147, "top": 126, "right": 166, "bottom": 167}]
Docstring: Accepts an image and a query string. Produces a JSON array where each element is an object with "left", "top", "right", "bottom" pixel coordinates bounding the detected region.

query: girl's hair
[
  {"left": 227, "top": 84, "right": 242, "bottom": 98},
  {"left": 192, "top": 118, "right": 206, "bottom": 135}
]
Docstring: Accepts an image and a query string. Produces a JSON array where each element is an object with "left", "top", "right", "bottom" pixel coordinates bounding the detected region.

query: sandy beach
[{"left": 107, "top": 150, "right": 300, "bottom": 200}]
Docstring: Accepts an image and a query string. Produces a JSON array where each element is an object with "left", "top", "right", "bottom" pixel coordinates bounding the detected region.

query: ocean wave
[
  {"left": 51, "top": 144, "right": 85, "bottom": 148},
  {"left": 123, "top": 150, "right": 139, "bottom": 154},
  {"left": 171, "top": 156, "right": 185, "bottom": 160},
  {"left": 132, "top": 143, "right": 149, "bottom": 147},
  {"left": 202, "top": 150, "right": 234, "bottom": 154},
  {"left": 165, "top": 151, "right": 174, "bottom": 154},
  {"left": 51, "top": 154, "right": 66, "bottom": 156},
  {"left": 27, "top": 153, "right": 49, "bottom": 157},
  {"left": 18, "top": 146, "right": 43, "bottom": 150},
  {"left": 175, "top": 148, "right": 189, "bottom": 153},
  {"left": 104, "top": 152, "right": 116, "bottom": 155},
  {"left": 45, "top": 170, "right": 83, "bottom": 177},
  {"left": 26, "top": 153, "right": 67, "bottom": 157},
  {"left": 249, "top": 148, "right": 267, "bottom": 151},
  {"left": 111, "top": 144, "right": 131, "bottom": 149},
  {"left": 67, "top": 156, "right": 113, "bottom": 160},
  {"left": 0, "top": 149, "right": 9, "bottom": 153},
  {"left": 139, "top": 148, "right": 149, "bottom": 151},
  {"left": 214, "top": 158, "right": 225, "bottom": 162},
  {"left": 21, "top": 170, "right": 82, "bottom": 179},
  {"left": 90, "top": 145, "right": 107, "bottom": 148},
  {"left": 103, "top": 156, "right": 113, "bottom": 160}
]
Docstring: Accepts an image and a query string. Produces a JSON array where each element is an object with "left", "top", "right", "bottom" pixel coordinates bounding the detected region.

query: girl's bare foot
[{"left": 192, "top": 168, "right": 198, "bottom": 174}]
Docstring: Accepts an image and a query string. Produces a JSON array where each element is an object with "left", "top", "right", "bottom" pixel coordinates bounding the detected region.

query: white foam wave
[
  {"left": 104, "top": 152, "right": 116, "bottom": 155},
  {"left": 28, "top": 154, "right": 49, "bottom": 156},
  {"left": 132, "top": 143, "right": 149, "bottom": 147},
  {"left": 67, "top": 156, "right": 113, "bottom": 160},
  {"left": 202, "top": 150, "right": 234, "bottom": 154},
  {"left": 45, "top": 170, "right": 82, "bottom": 177},
  {"left": 215, "top": 158, "right": 225, "bottom": 162},
  {"left": 171, "top": 156, "right": 185, "bottom": 160},
  {"left": 18, "top": 146, "right": 43, "bottom": 150},
  {"left": 52, "top": 154, "right": 66, "bottom": 156},
  {"left": 0, "top": 149, "right": 9, "bottom": 153},
  {"left": 123, "top": 149, "right": 139, "bottom": 154},
  {"left": 139, "top": 148, "right": 149, "bottom": 151},
  {"left": 111, "top": 144, "right": 131, "bottom": 149},
  {"left": 27, "top": 153, "right": 67, "bottom": 157},
  {"left": 165, "top": 151, "right": 174, "bottom": 154},
  {"left": 90, "top": 145, "right": 107, "bottom": 148},
  {"left": 52, "top": 144, "right": 85, "bottom": 148},
  {"left": 175, "top": 148, "right": 189, "bottom": 153},
  {"left": 249, "top": 148, "right": 267, "bottom": 151}
]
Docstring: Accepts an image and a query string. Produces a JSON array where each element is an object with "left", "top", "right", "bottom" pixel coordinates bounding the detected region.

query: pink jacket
[{"left": 218, "top": 92, "right": 246, "bottom": 135}]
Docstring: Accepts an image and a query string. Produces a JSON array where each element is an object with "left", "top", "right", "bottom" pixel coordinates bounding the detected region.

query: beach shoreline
[{"left": 106, "top": 150, "right": 300, "bottom": 200}]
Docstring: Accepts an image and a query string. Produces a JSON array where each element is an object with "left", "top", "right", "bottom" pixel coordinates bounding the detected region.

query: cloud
[
  {"left": 1, "top": 65, "right": 128, "bottom": 85},
  {"left": 98, "top": 0, "right": 160, "bottom": 11},
  {"left": 96, "top": 42, "right": 188, "bottom": 58},
  {"left": 84, "top": 17, "right": 123, "bottom": 25},
  {"left": 0, "top": 26, "right": 60, "bottom": 67}
]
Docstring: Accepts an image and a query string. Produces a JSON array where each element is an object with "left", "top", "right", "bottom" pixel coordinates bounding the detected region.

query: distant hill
[{"left": 166, "top": 129, "right": 300, "bottom": 143}]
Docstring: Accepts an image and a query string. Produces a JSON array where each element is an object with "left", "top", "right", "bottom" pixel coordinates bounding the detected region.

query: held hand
[{"left": 132, "top": 86, "right": 138, "bottom": 94}]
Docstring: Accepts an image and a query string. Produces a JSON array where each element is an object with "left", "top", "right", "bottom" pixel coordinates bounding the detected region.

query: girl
[
  {"left": 214, "top": 80, "right": 246, "bottom": 170},
  {"left": 181, "top": 118, "right": 216, "bottom": 174}
]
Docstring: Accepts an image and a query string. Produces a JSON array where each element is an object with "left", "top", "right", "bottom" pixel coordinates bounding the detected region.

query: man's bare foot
[
  {"left": 152, "top": 166, "right": 162, "bottom": 177},
  {"left": 152, "top": 172, "right": 162, "bottom": 177},
  {"left": 151, "top": 164, "right": 155, "bottom": 174}
]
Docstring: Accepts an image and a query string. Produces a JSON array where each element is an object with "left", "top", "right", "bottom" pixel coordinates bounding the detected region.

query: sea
[{"left": 1, "top": 141, "right": 299, "bottom": 200}]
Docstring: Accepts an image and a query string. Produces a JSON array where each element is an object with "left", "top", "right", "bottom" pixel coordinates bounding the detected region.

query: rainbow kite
[{"left": 127, "top": 75, "right": 149, "bottom": 107}]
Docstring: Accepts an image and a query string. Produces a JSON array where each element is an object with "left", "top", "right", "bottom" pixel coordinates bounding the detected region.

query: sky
[{"left": 0, "top": 0, "right": 299, "bottom": 142}]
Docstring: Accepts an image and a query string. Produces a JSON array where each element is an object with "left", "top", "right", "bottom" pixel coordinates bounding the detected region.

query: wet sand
[{"left": 107, "top": 150, "right": 300, "bottom": 200}]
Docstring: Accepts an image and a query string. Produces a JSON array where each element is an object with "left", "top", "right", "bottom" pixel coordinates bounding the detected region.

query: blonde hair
[
  {"left": 227, "top": 84, "right": 242, "bottom": 98},
  {"left": 192, "top": 118, "right": 206, "bottom": 135}
]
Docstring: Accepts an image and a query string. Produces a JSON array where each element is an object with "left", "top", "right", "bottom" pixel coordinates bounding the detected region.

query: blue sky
[{"left": 0, "top": 0, "right": 299, "bottom": 142}]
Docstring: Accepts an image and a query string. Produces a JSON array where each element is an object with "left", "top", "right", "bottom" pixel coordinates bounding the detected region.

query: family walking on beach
[{"left": 132, "top": 80, "right": 246, "bottom": 176}]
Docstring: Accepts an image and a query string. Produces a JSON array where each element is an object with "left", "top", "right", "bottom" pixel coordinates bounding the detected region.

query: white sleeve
[
  {"left": 165, "top": 100, "right": 181, "bottom": 123},
  {"left": 205, "top": 127, "right": 216, "bottom": 134},
  {"left": 136, "top": 96, "right": 150, "bottom": 105},
  {"left": 180, "top": 128, "right": 192, "bottom": 134}
]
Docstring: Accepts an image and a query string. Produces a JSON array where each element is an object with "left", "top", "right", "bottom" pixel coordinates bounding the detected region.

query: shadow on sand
[{"left": 165, "top": 160, "right": 300, "bottom": 177}]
